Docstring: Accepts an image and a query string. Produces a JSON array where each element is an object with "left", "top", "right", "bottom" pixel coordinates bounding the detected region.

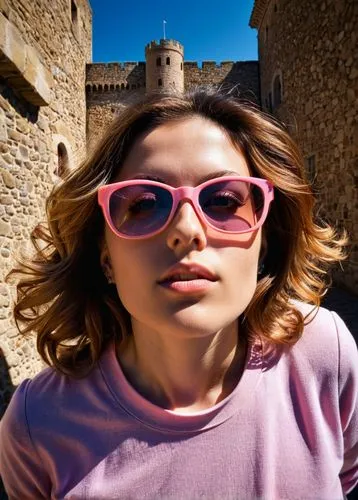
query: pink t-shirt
[{"left": 1, "top": 303, "right": 357, "bottom": 499}]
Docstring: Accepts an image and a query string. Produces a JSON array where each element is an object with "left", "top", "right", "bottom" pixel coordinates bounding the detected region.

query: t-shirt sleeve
[
  {"left": 0, "top": 379, "right": 50, "bottom": 499},
  {"left": 332, "top": 312, "right": 358, "bottom": 494}
]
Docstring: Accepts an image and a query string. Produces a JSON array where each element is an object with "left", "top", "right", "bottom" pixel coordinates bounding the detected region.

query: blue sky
[{"left": 89, "top": 0, "right": 258, "bottom": 64}]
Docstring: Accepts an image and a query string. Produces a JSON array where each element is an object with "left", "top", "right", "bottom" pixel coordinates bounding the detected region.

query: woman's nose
[{"left": 166, "top": 201, "right": 207, "bottom": 252}]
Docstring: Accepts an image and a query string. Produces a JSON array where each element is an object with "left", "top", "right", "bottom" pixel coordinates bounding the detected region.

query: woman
[{"left": 1, "top": 88, "right": 357, "bottom": 499}]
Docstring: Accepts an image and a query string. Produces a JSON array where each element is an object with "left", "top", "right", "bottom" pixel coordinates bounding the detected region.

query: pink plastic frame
[{"left": 98, "top": 176, "right": 274, "bottom": 240}]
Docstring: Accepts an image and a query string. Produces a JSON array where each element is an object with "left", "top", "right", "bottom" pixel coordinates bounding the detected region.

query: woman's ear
[{"left": 100, "top": 244, "right": 114, "bottom": 284}]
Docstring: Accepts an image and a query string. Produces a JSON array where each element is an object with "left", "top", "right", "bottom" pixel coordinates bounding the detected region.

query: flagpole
[{"left": 163, "top": 20, "right": 166, "bottom": 40}]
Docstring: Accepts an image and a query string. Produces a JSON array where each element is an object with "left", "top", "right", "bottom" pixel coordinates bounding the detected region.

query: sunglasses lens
[
  {"left": 109, "top": 185, "right": 173, "bottom": 236},
  {"left": 199, "top": 180, "right": 264, "bottom": 232}
]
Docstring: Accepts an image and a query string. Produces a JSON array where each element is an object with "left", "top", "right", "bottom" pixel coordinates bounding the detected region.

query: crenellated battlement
[
  {"left": 85, "top": 60, "right": 259, "bottom": 95},
  {"left": 86, "top": 62, "right": 145, "bottom": 77},
  {"left": 145, "top": 39, "right": 184, "bottom": 53},
  {"left": 184, "top": 60, "right": 258, "bottom": 70},
  {"left": 86, "top": 62, "right": 146, "bottom": 93}
]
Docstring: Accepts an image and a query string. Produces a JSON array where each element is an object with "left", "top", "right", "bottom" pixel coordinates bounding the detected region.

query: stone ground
[{"left": 322, "top": 286, "right": 358, "bottom": 345}]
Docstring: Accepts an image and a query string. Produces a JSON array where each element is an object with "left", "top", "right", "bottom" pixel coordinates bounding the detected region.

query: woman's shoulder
[
  {"left": 293, "top": 300, "right": 354, "bottom": 345},
  {"left": 3, "top": 350, "right": 107, "bottom": 430},
  {"left": 289, "top": 301, "right": 357, "bottom": 381},
  {"left": 1, "top": 366, "right": 71, "bottom": 433}
]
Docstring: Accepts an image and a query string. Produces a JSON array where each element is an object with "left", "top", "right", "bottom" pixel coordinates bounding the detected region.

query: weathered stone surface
[
  {"left": 86, "top": 59, "right": 259, "bottom": 146},
  {"left": 1, "top": 168, "right": 16, "bottom": 188},
  {"left": 0, "top": 248, "right": 10, "bottom": 258},
  {"left": 251, "top": 0, "right": 358, "bottom": 294},
  {"left": 2, "top": 152, "right": 13, "bottom": 164},
  {"left": 0, "top": 220, "right": 11, "bottom": 236},
  {"left": 0, "top": 108, "right": 7, "bottom": 141},
  {"left": 0, "top": 0, "right": 92, "bottom": 413},
  {"left": 8, "top": 129, "right": 21, "bottom": 141},
  {"left": 22, "top": 44, "right": 54, "bottom": 106},
  {"left": 16, "top": 118, "right": 30, "bottom": 134},
  {"left": 0, "top": 11, "right": 26, "bottom": 74}
]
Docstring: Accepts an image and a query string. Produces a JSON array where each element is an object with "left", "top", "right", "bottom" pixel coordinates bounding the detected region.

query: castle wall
[
  {"left": 0, "top": 0, "right": 92, "bottom": 410},
  {"left": 86, "top": 62, "right": 146, "bottom": 147},
  {"left": 85, "top": 60, "right": 260, "bottom": 143},
  {"left": 184, "top": 61, "right": 260, "bottom": 103},
  {"left": 251, "top": 0, "right": 358, "bottom": 293},
  {"left": 86, "top": 62, "right": 146, "bottom": 89}
]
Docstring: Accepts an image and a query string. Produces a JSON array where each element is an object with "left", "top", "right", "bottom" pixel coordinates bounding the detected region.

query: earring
[
  {"left": 258, "top": 262, "right": 265, "bottom": 277},
  {"left": 102, "top": 267, "right": 114, "bottom": 284}
]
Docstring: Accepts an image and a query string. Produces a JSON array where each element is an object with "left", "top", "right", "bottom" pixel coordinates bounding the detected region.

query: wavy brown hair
[{"left": 7, "top": 88, "right": 347, "bottom": 376}]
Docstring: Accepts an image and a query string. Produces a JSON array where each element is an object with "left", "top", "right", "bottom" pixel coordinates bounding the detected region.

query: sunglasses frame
[{"left": 98, "top": 176, "right": 274, "bottom": 240}]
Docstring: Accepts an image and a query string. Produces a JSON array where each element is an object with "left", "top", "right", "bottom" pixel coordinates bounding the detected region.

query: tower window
[
  {"left": 104, "top": 84, "right": 108, "bottom": 91},
  {"left": 71, "top": 0, "right": 78, "bottom": 24},
  {"left": 57, "top": 143, "right": 69, "bottom": 178},
  {"left": 166, "top": 57, "right": 170, "bottom": 65},
  {"left": 158, "top": 78, "right": 163, "bottom": 87},
  {"left": 265, "top": 25, "right": 269, "bottom": 42},
  {"left": 180, "top": 62, "right": 183, "bottom": 70},
  {"left": 156, "top": 57, "right": 161, "bottom": 66}
]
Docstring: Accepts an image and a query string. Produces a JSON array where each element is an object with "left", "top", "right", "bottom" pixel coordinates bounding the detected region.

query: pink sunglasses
[{"left": 98, "top": 176, "right": 274, "bottom": 239}]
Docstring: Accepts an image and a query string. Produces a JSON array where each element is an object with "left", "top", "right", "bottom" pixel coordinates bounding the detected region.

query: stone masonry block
[
  {"left": 0, "top": 13, "right": 52, "bottom": 106},
  {"left": 0, "top": 12, "right": 26, "bottom": 75},
  {"left": 1, "top": 167, "right": 15, "bottom": 188},
  {"left": 0, "top": 107, "right": 6, "bottom": 141},
  {"left": 0, "top": 220, "right": 11, "bottom": 236},
  {"left": 22, "top": 45, "right": 53, "bottom": 106},
  {"left": 0, "top": 0, "right": 10, "bottom": 19}
]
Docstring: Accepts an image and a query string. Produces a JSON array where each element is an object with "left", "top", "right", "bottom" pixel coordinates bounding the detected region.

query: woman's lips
[{"left": 158, "top": 278, "right": 216, "bottom": 294}]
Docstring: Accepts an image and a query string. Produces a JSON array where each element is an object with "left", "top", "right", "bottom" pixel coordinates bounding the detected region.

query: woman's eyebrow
[
  {"left": 131, "top": 170, "right": 242, "bottom": 184},
  {"left": 200, "top": 170, "right": 242, "bottom": 182}
]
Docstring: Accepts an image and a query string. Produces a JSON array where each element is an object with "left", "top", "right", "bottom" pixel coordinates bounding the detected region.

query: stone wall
[
  {"left": 86, "top": 62, "right": 146, "bottom": 147},
  {"left": 250, "top": 0, "right": 358, "bottom": 293},
  {"left": 0, "top": 0, "right": 92, "bottom": 413},
  {"left": 184, "top": 61, "right": 260, "bottom": 103},
  {"left": 86, "top": 62, "right": 146, "bottom": 90},
  {"left": 86, "top": 87, "right": 146, "bottom": 149},
  {"left": 85, "top": 60, "right": 260, "bottom": 143}
]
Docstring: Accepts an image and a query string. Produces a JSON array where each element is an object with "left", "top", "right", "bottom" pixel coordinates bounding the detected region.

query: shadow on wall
[
  {"left": 0, "top": 348, "right": 16, "bottom": 500},
  {"left": 221, "top": 63, "right": 260, "bottom": 105},
  {"left": 0, "top": 76, "right": 39, "bottom": 123},
  {"left": 0, "top": 348, "right": 16, "bottom": 419}
]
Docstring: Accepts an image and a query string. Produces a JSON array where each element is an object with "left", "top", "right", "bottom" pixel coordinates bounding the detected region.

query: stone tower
[{"left": 145, "top": 39, "right": 184, "bottom": 93}]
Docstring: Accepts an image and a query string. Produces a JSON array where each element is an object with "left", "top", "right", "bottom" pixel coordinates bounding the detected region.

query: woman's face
[{"left": 102, "top": 116, "right": 262, "bottom": 338}]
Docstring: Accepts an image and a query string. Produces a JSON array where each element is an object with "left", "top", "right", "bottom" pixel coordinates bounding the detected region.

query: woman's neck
[{"left": 116, "top": 320, "right": 247, "bottom": 414}]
